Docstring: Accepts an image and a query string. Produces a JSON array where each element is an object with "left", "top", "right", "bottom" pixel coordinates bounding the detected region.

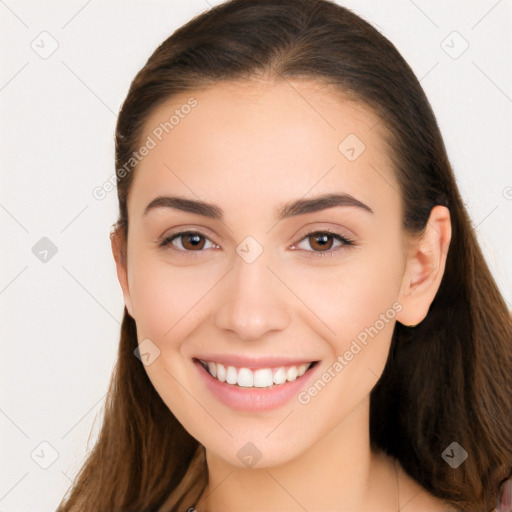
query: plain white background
[{"left": 1, "top": 1, "right": 511, "bottom": 510}]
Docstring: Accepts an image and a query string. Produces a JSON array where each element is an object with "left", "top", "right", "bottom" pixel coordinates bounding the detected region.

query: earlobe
[
  {"left": 396, "top": 206, "right": 452, "bottom": 327},
  {"left": 110, "top": 226, "right": 134, "bottom": 318}
]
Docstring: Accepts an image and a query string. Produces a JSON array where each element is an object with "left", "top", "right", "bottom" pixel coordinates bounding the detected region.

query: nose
[{"left": 213, "top": 250, "right": 291, "bottom": 341}]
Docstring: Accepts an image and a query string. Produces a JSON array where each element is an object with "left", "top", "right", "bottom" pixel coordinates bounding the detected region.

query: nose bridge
[{"left": 213, "top": 237, "right": 291, "bottom": 340}]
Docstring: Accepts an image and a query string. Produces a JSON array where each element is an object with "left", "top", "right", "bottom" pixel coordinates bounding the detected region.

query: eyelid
[
  {"left": 158, "top": 223, "right": 219, "bottom": 241},
  {"left": 293, "top": 223, "right": 356, "bottom": 242}
]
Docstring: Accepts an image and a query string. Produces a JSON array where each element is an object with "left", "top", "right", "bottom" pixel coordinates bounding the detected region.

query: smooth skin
[{"left": 111, "top": 79, "right": 453, "bottom": 511}]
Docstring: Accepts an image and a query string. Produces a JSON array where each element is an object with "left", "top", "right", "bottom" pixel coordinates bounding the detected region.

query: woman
[{"left": 57, "top": 0, "right": 512, "bottom": 510}]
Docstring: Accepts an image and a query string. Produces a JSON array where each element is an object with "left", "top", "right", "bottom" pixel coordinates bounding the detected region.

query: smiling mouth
[{"left": 195, "top": 359, "right": 319, "bottom": 388}]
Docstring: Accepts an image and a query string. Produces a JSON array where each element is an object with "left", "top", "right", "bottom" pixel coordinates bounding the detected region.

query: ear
[
  {"left": 110, "top": 224, "right": 134, "bottom": 318},
  {"left": 396, "top": 205, "right": 452, "bottom": 327}
]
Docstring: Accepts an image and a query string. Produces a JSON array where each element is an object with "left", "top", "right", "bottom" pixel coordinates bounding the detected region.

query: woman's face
[{"left": 116, "top": 79, "right": 413, "bottom": 468}]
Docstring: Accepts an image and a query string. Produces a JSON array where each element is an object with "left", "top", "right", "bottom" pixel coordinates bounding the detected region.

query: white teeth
[
  {"left": 216, "top": 363, "right": 226, "bottom": 382},
  {"left": 237, "top": 368, "right": 253, "bottom": 387},
  {"left": 207, "top": 361, "right": 217, "bottom": 378},
  {"left": 200, "top": 360, "right": 314, "bottom": 388},
  {"left": 273, "top": 367, "right": 286, "bottom": 385},
  {"left": 253, "top": 368, "right": 273, "bottom": 388},
  {"left": 226, "top": 366, "right": 237, "bottom": 385},
  {"left": 286, "top": 366, "right": 298, "bottom": 382}
]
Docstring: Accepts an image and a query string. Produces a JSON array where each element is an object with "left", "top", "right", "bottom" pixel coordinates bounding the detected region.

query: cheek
[
  {"left": 126, "top": 252, "right": 209, "bottom": 437},
  {"left": 287, "top": 248, "right": 403, "bottom": 346},
  {"left": 127, "top": 250, "right": 217, "bottom": 338},
  {"left": 284, "top": 238, "right": 404, "bottom": 413}
]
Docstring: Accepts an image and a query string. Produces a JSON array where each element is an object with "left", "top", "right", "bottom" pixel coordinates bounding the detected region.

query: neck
[{"left": 194, "top": 397, "right": 398, "bottom": 512}]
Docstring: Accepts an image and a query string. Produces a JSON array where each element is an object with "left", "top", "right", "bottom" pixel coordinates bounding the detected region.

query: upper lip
[{"left": 193, "top": 354, "right": 318, "bottom": 369}]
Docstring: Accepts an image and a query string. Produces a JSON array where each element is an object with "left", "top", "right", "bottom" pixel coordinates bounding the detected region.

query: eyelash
[{"left": 158, "top": 229, "right": 355, "bottom": 258}]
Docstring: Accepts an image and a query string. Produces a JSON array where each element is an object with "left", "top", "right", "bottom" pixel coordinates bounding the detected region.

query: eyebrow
[{"left": 143, "top": 192, "right": 374, "bottom": 221}]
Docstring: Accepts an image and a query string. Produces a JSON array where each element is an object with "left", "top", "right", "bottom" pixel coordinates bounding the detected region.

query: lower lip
[{"left": 194, "top": 360, "right": 319, "bottom": 412}]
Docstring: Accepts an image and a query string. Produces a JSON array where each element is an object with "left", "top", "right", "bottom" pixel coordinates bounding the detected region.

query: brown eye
[
  {"left": 159, "top": 231, "right": 218, "bottom": 252},
  {"left": 292, "top": 230, "right": 355, "bottom": 258},
  {"left": 181, "top": 233, "right": 206, "bottom": 250},
  {"left": 308, "top": 233, "right": 334, "bottom": 251}
]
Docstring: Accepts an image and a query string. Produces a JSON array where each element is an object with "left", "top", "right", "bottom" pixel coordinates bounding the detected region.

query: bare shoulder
[{"left": 396, "top": 462, "right": 457, "bottom": 512}]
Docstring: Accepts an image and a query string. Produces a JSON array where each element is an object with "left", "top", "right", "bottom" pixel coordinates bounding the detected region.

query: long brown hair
[{"left": 57, "top": 0, "right": 512, "bottom": 510}]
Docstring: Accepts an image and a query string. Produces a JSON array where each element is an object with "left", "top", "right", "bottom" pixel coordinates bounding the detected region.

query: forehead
[{"left": 128, "top": 78, "right": 399, "bottom": 221}]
